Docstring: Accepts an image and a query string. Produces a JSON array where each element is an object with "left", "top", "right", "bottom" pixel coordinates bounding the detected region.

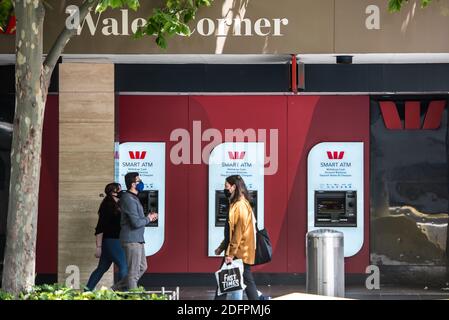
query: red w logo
[
  {"left": 327, "top": 151, "right": 344, "bottom": 160},
  {"left": 379, "top": 100, "right": 446, "bottom": 130},
  {"left": 228, "top": 151, "right": 246, "bottom": 160},
  {"left": 129, "top": 151, "right": 147, "bottom": 160}
]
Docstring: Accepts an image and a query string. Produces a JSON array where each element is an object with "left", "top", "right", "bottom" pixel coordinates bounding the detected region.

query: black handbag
[{"left": 254, "top": 226, "right": 272, "bottom": 266}]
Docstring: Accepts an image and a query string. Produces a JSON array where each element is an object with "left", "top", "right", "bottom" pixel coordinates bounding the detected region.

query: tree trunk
[{"left": 1, "top": 0, "right": 46, "bottom": 295}]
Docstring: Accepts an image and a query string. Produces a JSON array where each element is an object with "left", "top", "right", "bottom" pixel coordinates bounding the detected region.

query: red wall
[
  {"left": 287, "top": 96, "right": 370, "bottom": 273},
  {"left": 36, "top": 94, "right": 59, "bottom": 274},
  {"left": 119, "top": 96, "right": 190, "bottom": 272},
  {"left": 119, "top": 95, "right": 370, "bottom": 274},
  {"left": 188, "top": 96, "right": 288, "bottom": 272}
]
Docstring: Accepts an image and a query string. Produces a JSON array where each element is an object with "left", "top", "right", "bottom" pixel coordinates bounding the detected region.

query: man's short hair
[{"left": 125, "top": 172, "right": 139, "bottom": 190}]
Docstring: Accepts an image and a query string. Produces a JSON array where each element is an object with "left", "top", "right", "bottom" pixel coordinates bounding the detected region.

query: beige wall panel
[
  {"left": 59, "top": 182, "right": 112, "bottom": 215},
  {"left": 60, "top": 93, "right": 114, "bottom": 123},
  {"left": 335, "top": 0, "right": 449, "bottom": 53},
  {"left": 59, "top": 152, "right": 113, "bottom": 183},
  {"left": 58, "top": 241, "right": 113, "bottom": 289},
  {"left": 58, "top": 63, "right": 115, "bottom": 288},
  {"left": 59, "top": 123, "right": 114, "bottom": 153},
  {"left": 58, "top": 214, "right": 98, "bottom": 243},
  {"left": 59, "top": 63, "right": 114, "bottom": 93}
]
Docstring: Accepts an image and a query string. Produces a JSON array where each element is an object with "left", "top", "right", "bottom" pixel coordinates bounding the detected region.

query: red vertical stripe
[
  {"left": 405, "top": 101, "right": 421, "bottom": 129},
  {"left": 423, "top": 100, "right": 446, "bottom": 130},
  {"left": 6, "top": 15, "right": 16, "bottom": 34},
  {"left": 141, "top": 151, "right": 147, "bottom": 159},
  {"left": 291, "top": 54, "right": 298, "bottom": 93},
  {"left": 129, "top": 151, "right": 135, "bottom": 159},
  {"left": 379, "top": 101, "right": 402, "bottom": 129}
]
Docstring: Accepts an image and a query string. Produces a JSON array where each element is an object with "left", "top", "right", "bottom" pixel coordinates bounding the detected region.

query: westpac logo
[
  {"left": 379, "top": 100, "right": 447, "bottom": 130},
  {"left": 228, "top": 151, "right": 246, "bottom": 160},
  {"left": 327, "top": 151, "right": 344, "bottom": 160},
  {"left": 129, "top": 151, "right": 147, "bottom": 160}
]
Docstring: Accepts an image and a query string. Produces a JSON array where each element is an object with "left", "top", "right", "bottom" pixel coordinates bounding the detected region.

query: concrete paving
[{"left": 162, "top": 284, "right": 449, "bottom": 300}]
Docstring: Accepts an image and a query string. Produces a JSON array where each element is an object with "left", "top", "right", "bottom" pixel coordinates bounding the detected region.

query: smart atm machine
[
  {"left": 117, "top": 142, "right": 165, "bottom": 256},
  {"left": 208, "top": 142, "right": 265, "bottom": 257},
  {"left": 307, "top": 142, "right": 364, "bottom": 257}
]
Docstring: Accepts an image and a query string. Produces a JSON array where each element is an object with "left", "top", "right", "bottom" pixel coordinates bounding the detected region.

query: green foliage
[
  {"left": 0, "top": 284, "right": 168, "bottom": 300},
  {"left": 0, "top": 0, "right": 13, "bottom": 32},
  {"left": 95, "top": 0, "right": 213, "bottom": 48},
  {"left": 96, "top": 0, "right": 140, "bottom": 13},
  {"left": 133, "top": 0, "right": 213, "bottom": 49},
  {"left": 388, "top": 0, "right": 433, "bottom": 13},
  {"left": 0, "top": 289, "right": 14, "bottom": 300}
]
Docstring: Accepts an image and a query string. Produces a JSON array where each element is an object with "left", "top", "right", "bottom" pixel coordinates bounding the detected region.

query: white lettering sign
[{"left": 67, "top": 6, "right": 289, "bottom": 38}]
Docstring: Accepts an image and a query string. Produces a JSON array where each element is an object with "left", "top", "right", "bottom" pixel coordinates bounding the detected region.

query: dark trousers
[
  {"left": 215, "top": 260, "right": 259, "bottom": 300},
  {"left": 86, "top": 238, "right": 128, "bottom": 291}
]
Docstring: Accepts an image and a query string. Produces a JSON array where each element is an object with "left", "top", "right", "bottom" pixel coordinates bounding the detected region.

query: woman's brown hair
[{"left": 225, "top": 175, "right": 252, "bottom": 206}]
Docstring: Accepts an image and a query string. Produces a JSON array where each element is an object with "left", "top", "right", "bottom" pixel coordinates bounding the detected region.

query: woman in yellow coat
[{"left": 215, "top": 175, "right": 259, "bottom": 300}]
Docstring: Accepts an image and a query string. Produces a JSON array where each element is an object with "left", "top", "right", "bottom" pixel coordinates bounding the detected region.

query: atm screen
[
  {"left": 318, "top": 199, "right": 345, "bottom": 213},
  {"left": 215, "top": 190, "right": 258, "bottom": 227},
  {"left": 138, "top": 190, "right": 159, "bottom": 227},
  {"left": 315, "top": 191, "right": 356, "bottom": 227},
  {"left": 215, "top": 191, "right": 229, "bottom": 227}
]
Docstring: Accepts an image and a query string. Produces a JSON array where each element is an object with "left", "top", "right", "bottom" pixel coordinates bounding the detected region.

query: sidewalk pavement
[{"left": 167, "top": 284, "right": 449, "bottom": 300}]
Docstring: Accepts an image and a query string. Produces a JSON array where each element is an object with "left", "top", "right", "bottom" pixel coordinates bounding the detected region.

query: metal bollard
[{"left": 306, "top": 229, "right": 345, "bottom": 297}]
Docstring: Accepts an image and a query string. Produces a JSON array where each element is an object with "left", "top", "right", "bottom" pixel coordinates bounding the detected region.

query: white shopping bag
[{"left": 215, "top": 259, "right": 246, "bottom": 296}]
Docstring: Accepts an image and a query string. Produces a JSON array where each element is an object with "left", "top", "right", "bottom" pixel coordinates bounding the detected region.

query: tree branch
[{"left": 43, "top": 0, "right": 99, "bottom": 88}]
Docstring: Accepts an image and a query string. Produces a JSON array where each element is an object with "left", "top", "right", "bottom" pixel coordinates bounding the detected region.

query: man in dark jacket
[{"left": 119, "top": 172, "right": 157, "bottom": 290}]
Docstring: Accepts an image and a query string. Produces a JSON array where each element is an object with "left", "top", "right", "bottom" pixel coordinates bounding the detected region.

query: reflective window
[{"left": 370, "top": 98, "right": 449, "bottom": 266}]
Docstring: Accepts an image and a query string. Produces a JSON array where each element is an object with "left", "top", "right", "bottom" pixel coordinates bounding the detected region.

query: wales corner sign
[{"left": 1, "top": 0, "right": 448, "bottom": 54}]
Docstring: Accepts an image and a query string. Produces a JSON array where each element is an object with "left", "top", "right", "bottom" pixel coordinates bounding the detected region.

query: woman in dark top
[{"left": 86, "top": 183, "right": 128, "bottom": 291}]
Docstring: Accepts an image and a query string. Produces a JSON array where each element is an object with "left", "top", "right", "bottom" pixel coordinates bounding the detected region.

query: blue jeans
[{"left": 86, "top": 238, "right": 128, "bottom": 291}]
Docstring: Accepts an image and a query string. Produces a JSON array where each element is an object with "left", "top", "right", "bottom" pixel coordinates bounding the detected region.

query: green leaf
[
  {"left": 0, "top": 0, "right": 13, "bottom": 31},
  {"left": 0, "top": 284, "right": 168, "bottom": 300},
  {"left": 388, "top": 0, "right": 434, "bottom": 12},
  {"left": 421, "top": 0, "right": 431, "bottom": 8},
  {"left": 96, "top": 0, "right": 141, "bottom": 13},
  {"left": 183, "top": 9, "right": 195, "bottom": 23},
  {"left": 178, "top": 23, "right": 191, "bottom": 36},
  {"left": 156, "top": 35, "right": 167, "bottom": 49},
  {"left": 388, "top": 0, "right": 404, "bottom": 13}
]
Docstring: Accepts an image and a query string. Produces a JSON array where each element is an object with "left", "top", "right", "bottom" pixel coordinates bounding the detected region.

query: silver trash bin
[{"left": 306, "top": 229, "right": 344, "bottom": 297}]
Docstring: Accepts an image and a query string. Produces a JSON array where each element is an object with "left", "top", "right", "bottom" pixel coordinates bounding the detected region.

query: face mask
[
  {"left": 223, "top": 188, "right": 232, "bottom": 199},
  {"left": 115, "top": 191, "right": 122, "bottom": 198},
  {"left": 136, "top": 181, "right": 145, "bottom": 192}
]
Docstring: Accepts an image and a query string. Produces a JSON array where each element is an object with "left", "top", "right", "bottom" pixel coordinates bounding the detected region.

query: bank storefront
[{"left": 1, "top": 0, "right": 449, "bottom": 287}]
